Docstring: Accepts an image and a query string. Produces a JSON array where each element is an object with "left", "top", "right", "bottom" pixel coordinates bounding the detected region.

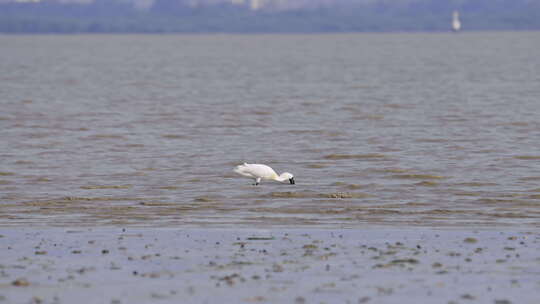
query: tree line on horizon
[{"left": 1, "top": 0, "right": 539, "bottom": 33}]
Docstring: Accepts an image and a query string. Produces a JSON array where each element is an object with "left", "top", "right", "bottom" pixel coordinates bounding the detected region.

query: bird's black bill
[{"left": 289, "top": 178, "right": 295, "bottom": 185}]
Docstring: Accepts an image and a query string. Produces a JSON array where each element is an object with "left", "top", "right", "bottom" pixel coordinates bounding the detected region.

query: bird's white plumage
[
  {"left": 234, "top": 163, "right": 294, "bottom": 185},
  {"left": 235, "top": 163, "right": 278, "bottom": 179}
]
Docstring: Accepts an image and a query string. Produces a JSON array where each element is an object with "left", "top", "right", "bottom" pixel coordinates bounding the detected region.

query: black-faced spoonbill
[{"left": 234, "top": 163, "right": 295, "bottom": 186}]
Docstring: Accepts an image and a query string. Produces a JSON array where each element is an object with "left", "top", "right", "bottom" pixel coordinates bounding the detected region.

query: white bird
[{"left": 234, "top": 163, "right": 295, "bottom": 186}]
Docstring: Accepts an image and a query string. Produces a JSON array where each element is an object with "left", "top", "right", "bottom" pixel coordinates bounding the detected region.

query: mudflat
[{"left": 1, "top": 227, "right": 538, "bottom": 304}]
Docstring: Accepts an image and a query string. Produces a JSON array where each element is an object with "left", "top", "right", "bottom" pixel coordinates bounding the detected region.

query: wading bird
[{"left": 234, "top": 163, "right": 295, "bottom": 186}]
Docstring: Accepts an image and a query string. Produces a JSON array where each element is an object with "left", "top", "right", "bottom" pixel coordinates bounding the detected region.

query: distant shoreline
[
  {"left": 2, "top": 29, "right": 540, "bottom": 35},
  {"left": 2, "top": 0, "right": 539, "bottom": 34}
]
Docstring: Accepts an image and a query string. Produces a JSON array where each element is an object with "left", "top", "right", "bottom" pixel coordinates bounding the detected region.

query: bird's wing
[
  {"left": 234, "top": 163, "right": 278, "bottom": 179},
  {"left": 234, "top": 164, "right": 256, "bottom": 178},
  {"left": 243, "top": 164, "right": 278, "bottom": 179}
]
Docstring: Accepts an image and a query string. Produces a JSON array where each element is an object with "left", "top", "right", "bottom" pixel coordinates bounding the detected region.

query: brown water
[{"left": 1, "top": 32, "right": 540, "bottom": 227}]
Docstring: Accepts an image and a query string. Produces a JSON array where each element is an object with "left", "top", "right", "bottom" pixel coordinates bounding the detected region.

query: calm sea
[{"left": 1, "top": 32, "right": 539, "bottom": 227}]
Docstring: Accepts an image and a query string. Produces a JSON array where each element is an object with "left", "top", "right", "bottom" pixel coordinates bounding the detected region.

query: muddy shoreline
[{"left": 1, "top": 227, "right": 538, "bottom": 304}]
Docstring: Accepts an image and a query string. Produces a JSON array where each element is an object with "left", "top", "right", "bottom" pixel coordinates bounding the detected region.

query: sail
[{"left": 452, "top": 11, "right": 461, "bottom": 32}]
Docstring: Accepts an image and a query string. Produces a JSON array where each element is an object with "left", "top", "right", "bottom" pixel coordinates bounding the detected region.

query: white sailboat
[{"left": 452, "top": 11, "right": 461, "bottom": 32}]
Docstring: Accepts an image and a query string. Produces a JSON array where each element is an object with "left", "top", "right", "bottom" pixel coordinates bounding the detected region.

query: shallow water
[{"left": 1, "top": 32, "right": 540, "bottom": 227}]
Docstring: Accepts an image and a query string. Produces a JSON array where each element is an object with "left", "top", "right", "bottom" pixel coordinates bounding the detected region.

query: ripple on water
[
  {"left": 123, "top": 144, "right": 145, "bottom": 148},
  {"left": 475, "top": 198, "right": 537, "bottom": 207},
  {"left": 369, "top": 168, "right": 409, "bottom": 174},
  {"left": 82, "top": 134, "right": 126, "bottom": 140},
  {"left": 14, "top": 160, "right": 34, "bottom": 165},
  {"left": 413, "top": 181, "right": 439, "bottom": 187},
  {"left": 415, "top": 138, "right": 448, "bottom": 143},
  {"left": 389, "top": 174, "right": 446, "bottom": 180},
  {"left": 452, "top": 192, "right": 482, "bottom": 197},
  {"left": 162, "top": 134, "right": 189, "bottom": 139},
  {"left": 194, "top": 197, "right": 215, "bottom": 203},
  {"left": 158, "top": 186, "right": 180, "bottom": 190},
  {"left": 34, "top": 177, "right": 52, "bottom": 182},
  {"left": 324, "top": 154, "right": 387, "bottom": 160},
  {"left": 287, "top": 130, "right": 326, "bottom": 135},
  {"left": 351, "top": 114, "right": 385, "bottom": 121},
  {"left": 344, "top": 184, "right": 364, "bottom": 190},
  {"left": 514, "top": 156, "right": 540, "bottom": 160},
  {"left": 80, "top": 185, "right": 132, "bottom": 190},
  {"left": 267, "top": 191, "right": 371, "bottom": 199},
  {"left": 306, "top": 163, "right": 327, "bottom": 169},
  {"left": 519, "top": 177, "right": 540, "bottom": 181},
  {"left": 454, "top": 182, "right": 499, "bottom": 187}
]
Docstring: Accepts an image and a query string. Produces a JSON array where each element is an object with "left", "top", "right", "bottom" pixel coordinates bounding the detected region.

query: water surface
[{"left": 1, "top": 32, "right": 540, "bottom": 227}]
